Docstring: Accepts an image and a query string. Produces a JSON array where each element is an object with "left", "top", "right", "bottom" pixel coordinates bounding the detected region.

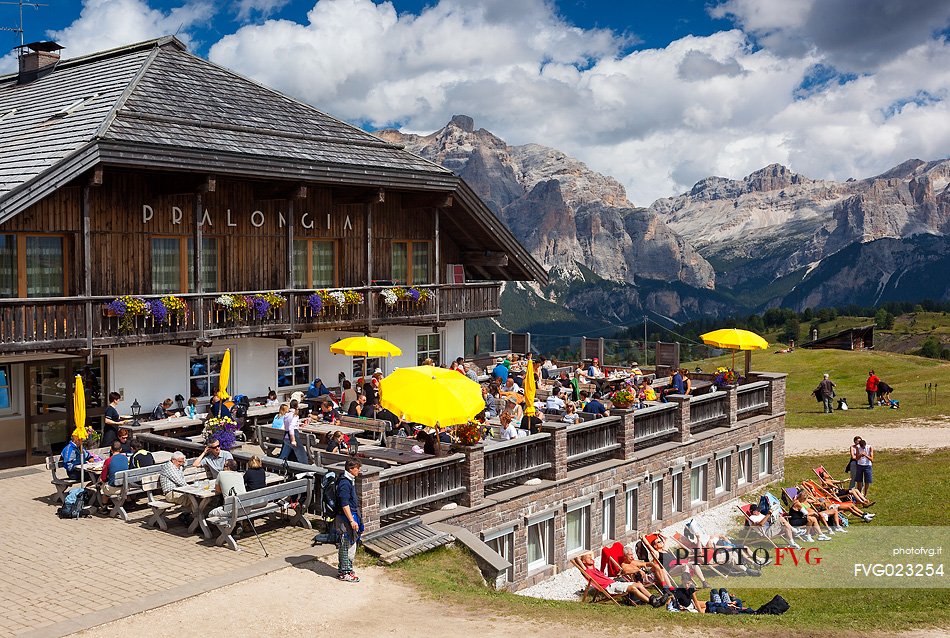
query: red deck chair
[
  {"left": 670, "top": 531, "right": 730, "bottom": 577},
  {"left": 736, "top": 503, "right": 780, "bottom": 548},
  {"left": 600, "top": 542, "right": 625, "bottom": 577}
]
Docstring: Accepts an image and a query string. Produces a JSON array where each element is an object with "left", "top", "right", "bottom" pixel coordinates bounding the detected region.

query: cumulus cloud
[
  {"left": 47, "top": 0, "right": 215, "bottom": 58},
  {"left": 233, "top": 0, "right": 291, "bottom": 21}
]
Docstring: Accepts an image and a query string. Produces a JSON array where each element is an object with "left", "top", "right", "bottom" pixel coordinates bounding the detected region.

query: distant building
[{"left": 801, "top": 325, "right": 875, "bottom": 351}]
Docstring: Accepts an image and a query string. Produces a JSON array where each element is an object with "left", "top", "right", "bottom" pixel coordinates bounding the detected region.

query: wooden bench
[
  {"left": 206, "top": 478, "right": 313, "bottom": 551},
  {"left": 107, "top": 461, "right": 200, "bottom": 522},
  {"left": 46, "top": 447, "right": 109, "bottom": 504},
  {"left": 338, "top": 415, "right": 388, "bottom": 446}
]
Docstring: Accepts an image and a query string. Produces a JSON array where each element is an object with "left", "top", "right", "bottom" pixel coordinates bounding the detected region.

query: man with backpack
[
  {"left": 98, "top": 440, "right": 129, "bottom": 512},
  {"left": 335, "top": 459, "right": 363, "bottom": 583}
]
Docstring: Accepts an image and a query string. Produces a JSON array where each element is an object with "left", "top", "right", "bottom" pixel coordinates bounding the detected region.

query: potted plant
[
  {"left": 713, "top": 366, "right": 738, "bottom": 389},
  {"left": 610, "top": 388, "right": 636, "bottom": 409},
  {"left": 454, "top": 421, "right": 483, "bottom": 446},
  {"left": 203, "top": 416, "right": 241, "bottom": 451}
]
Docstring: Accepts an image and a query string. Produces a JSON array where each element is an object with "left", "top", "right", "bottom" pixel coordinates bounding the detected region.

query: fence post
[
  {"left": 355, "top": 465, "right": 381, "bottom": 533},
  {"left": 540, "top": 422, "right": 568, "bottom": 481},
  {"left": 456, "top": 443, "right": 485, "bottom": 507},
  {"left": 666, "top": 395, "right": 691, "bottom": 442},
  {"left": 616, "top": 409, "right": 636, "bottom": 460}
]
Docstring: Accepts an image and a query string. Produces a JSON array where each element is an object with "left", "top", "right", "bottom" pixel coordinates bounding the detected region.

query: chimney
[{"left": 17, "top": 41, "right": 64, "bottom": 85}]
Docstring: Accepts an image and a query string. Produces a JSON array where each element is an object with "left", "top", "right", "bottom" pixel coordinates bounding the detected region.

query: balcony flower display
[
  {"left": 713, "top": 366, "right": 738, "bottom": 388},
  {"left": 609, "top": 388, "right": 636, "bottom": 409},
  {"left": 379, "top": 286, "right": 430, "bottom": 308},
  {"left": 454, "top": 421, "right": 483, "bottom": 446},
  {"left": 306, "top": 292, "right": 323, "bottom": 314},
  {"left": 315, "top": 289, "right": 364, "bottom": 308},
  {"left": 202, "top": 416, "right": 241, "bottom": 451},
  {"left": 106, "top": 295, "right": 188, "bottom": 331},
  {"left": 215, "top": 292, "right": 285, "bottom": 320}
]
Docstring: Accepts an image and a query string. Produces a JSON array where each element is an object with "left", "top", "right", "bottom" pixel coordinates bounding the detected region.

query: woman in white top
[
  {"left": 278, "top": 400, "right": 308, "bottom": 463},
  {"left": 499, "top": 413, "right": 518, "bottom": 441},
  {"left": 562, "top": 402, "right": 581, "bottom": 424},
  {"left": 854, "top": 438, "right": 874, "bottom": 497},
  {"left": 265, "top": 390, "right": 279, "bottom": 407}
]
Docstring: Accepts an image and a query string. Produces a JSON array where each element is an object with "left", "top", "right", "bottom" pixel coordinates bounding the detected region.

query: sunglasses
[{"left": 209, "top": 445, "right": 220, "bottom": 449}]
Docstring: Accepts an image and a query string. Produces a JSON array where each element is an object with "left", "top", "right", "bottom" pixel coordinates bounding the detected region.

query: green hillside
[{"left": 692, "top": 347, "right": 950, "bottom": 428}]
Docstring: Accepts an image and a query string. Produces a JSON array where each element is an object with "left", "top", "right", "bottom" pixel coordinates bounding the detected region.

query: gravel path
[{"left": 786, "top": 421, "right": 950, "bottom": 455}]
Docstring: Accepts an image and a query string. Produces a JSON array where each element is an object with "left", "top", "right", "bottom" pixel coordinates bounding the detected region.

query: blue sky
[{"left": 2, "top": 0, "right": 949, "bottom": 204}]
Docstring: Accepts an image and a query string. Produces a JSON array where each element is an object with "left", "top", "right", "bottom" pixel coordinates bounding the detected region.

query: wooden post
[
  {"left": 194, "top": 191, "right": 204, "bottom": 339},
  {"left": 434, "top": 208, "right": 441, "bottom": 324},
  {"left": 287, "top": 198, "right": 296, "bottom": 333},
  {"left": 366, "top": 203, "right": 373, "bottom": 333},
  {"left": 82, "top": 184, "right": 93, "bottom": 363}
]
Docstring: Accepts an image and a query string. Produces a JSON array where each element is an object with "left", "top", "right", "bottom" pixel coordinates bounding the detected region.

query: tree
[
  {"left": 783, "top": 317, "right": 801, "bottom": 344},
  {"left": 875, "top": 308, "right": 895, "bottom": 330},
  {"left": 918, "top": 336, "right": 945, "bottom": 359},
  {"left": 801, "top": 307, "right": 814, "bottom": 322}
]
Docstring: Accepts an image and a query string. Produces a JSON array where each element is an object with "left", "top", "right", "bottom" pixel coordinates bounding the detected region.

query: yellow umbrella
[
  {"left": 216, "top": 348, "right": 231, "bottom": 400},
  {"left": 700, "top": 328, "right": 769, "bottom": 375},
  {"left": 330, "top": 335, "right": 402, "bottom": 379},
  {"left": 72, "top": 374, "right": 88, "bottom": 441},
  {"left": 379, "top": 366, "right": 482, "bottom": 428},
  {"left": 523, "top": 357, "right": 537, "bottom": 416}
]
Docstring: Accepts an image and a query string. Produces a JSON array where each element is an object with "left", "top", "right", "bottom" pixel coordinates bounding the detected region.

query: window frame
[
  {"left": 0, "top": 233, "right": 69, "bottom": 298},
  {"left": 483, "top": 527, "right": 516, "bottom": 582},
  {"left": 150, "top": 235, "right": 221, "bottom": 294},
  {"left": 690, "top": 463, "right": 708, "bottom": 504},
  {"left": 188, "top": 350, "right": 231, "bottom": 400},
  {"left": 391, "top": 240, "right": 432, "bottom": 285},
  {"left": 416, "top": 331, "right": 442, "bottom": 366},
  {"left": 0, "top": 363, "right": 13, "bottom": 414},
  {"left": 671, "top": 471, "right": 683, "bottom": 513},
  {"left": 293, "top": 238, "right": 339, "bottom": 289},
  {"left": 601, "top": 493, "right": 616, "bottom": 541},
  {"left": 737, "top": 446, "right": 753, "bottom": 485},
  {"left": 276, "top": 343, "right": 312, "bottom": 389},
  {"left": 565, "top": 503, "right": 590, "bottom": 556},
  {"left": 526, "top": 515, "right": 555, "bottom": 573},
  {"left": 624, "top": 486, "right": 638, "bottom": 532},
  {"left": 715, "top": 455, "right": 731, "bottom": 494},
  {"left": 759, "top": 440, "right": 773, "bottom": 477},
  {"left": 651, "top": 478, "right": 663, "bottom": 522}
]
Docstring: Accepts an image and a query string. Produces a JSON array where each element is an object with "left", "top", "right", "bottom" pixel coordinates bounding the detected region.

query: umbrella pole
[{"left": 744, "top": 350, "right": 752, "bottom": 377}]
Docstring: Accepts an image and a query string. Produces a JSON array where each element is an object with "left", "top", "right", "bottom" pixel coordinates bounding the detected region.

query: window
[
  {"left": 651, "top": 479, "right": 663, "bottom": 521},
  {"left": 737, "top": 447, "right": 753, "bottom": 485},
  {"left": 566, "top": 505, "right": 589, "bottom": 555},
  {"left": 189, "top": 351, "right": 228, "bottom": 398},
  {"left": 601, "top": 495, "right": 616, "bottom": 541},
  {"left": 716, "top": 455, "right": 731, "bottom": 494},
  {"left": 671, "top": 472, "right": 683, "bottom": 513},
  {"left": 0, "top": 364, "right": 11, "bottom": 410},
  {"left": 392, "top": 241, "right": 431, "bottom": 285},
  {"left": 353, "top": 357, "right": 381, "bottom": 381},
  {"left": 0, "top": 234, "right": 67, "bottom": 298},
  {"left": 690, "top": 464, "right": 707, "bottom": 504},
  {"left": 484, "top": 529, "right": 515, "bottom": 582},
  {"left": 151, "top": 237, "right": 219, "bottom": 293},
  {"left": 527, "top": 516, "right": 554, "bottom": 572},
  {"left": 624, "top": 487, "right": 638, "bottom": 532},
  {"left": 759, "top": 440, "right": 773, "bottom": 476},
  {"left": 277, "top": 345, "right": 311, "bottom": 388},
  {"left": 417, "top": 333, "right": 441, "bottom": 365},
  {"left": 293, "top": 239, "right": 336, "bottom": 288}
]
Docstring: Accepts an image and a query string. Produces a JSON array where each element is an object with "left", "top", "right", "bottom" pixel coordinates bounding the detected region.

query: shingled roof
[{"left": 0, "top": 36, "right": 546, "bottom": 283}]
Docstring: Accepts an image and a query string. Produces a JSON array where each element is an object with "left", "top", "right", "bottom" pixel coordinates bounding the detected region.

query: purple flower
[
  {"left": 307, "top": 293, "right": 323, "bottom": 313},
  {"left": 251, "top": 296, "right": 271, "bottom": 319},
  {"left": 408, "top": 287, "right": 421, "bottom": 301},
  {"left": 107, "top": 299, "right": 127, "bottom": 316},
  {"left": 149, "top": 299, "right": 168, "bottom": 323}
]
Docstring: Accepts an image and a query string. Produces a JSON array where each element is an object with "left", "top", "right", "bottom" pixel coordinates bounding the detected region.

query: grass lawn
[
  {"left": 392, "top": 449, "right": 950, "bottom": 635},
  {"left": 689, "top": 347, "right": 950, "bottom": 428}
]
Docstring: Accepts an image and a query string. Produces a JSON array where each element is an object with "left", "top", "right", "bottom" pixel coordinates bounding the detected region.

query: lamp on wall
[{"left": 131, "top": 399, "right": 141, "bottom": 427}]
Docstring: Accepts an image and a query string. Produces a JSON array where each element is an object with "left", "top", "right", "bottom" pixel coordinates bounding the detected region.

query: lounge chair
[
  {"left": 570, "top": 557, "right": 624, "bottom": 606},
  {"left": 736, "top": 503, "right": 781, "bottom": 548}
]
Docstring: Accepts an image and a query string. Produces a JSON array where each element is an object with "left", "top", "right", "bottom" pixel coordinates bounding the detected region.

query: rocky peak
[
  {"left": 448, "top": 114, "right": 475, "bottom": 132},
  {"left": 744, "top": 163, "right": 808, "bottom": 192}
]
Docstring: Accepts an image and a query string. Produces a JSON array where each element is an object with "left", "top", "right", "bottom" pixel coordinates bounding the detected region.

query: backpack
[
  {"left": 758, "top": 494, "right": 772, "bottom": 517},
  {"left": 755, "top": 594, "right": 790, "bottom": 615},
  {"left": 321, "top": 471, "right": 338, "bottom": 519},
  {"left": 57, "top": 487, "right": 92, "bottom": 519}
]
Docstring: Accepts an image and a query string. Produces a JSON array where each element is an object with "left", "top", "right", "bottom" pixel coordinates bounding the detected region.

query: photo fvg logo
[{"left": 672, "top": 546, "right": 823, "bottom": 567}]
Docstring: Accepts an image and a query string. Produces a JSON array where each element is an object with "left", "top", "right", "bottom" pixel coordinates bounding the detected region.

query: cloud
[
  {"left": 46, "top": 0, "right": 215, "bottom": 58},
  {"left": 233, "top": 0, "right": 291, "bottom": 22},
  {"left": 711, "top": 0, "right": 950, "bottom": 73}
]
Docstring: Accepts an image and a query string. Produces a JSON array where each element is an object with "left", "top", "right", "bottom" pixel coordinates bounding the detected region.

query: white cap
[{"left": 374, "top": 368, "right": 383, "bottom": 375}]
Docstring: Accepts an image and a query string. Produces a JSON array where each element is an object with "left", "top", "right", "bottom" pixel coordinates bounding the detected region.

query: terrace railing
[
  {"left": 736, "top": 381, "right": 770, "bottom": 417},
  {"left": 483, "top": 433, "right": 552, "bottom": 492},
  {"left": 378, "top": 453, "right": 466, "bottom": 521},
  {"left": 633, "top": 403, "right": 678, "bottom": 447},
  {"left": 566, "top": 416, "right": 623, "bottom": 469},
  {"left": 689, "top": 391, "right": 729, "bottom": 434}
]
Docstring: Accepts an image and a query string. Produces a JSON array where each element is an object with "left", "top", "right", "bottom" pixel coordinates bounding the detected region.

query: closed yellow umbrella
[
  {"left": 523, "top": 357, "right": 537, "bottom": 416},
  {"left": 330, "top": 335, "right": 402, "bottom": 379},
  {"left": 72, "top": 374, "right": 87, "bottom": 441},
  {"left": 700, "top": 328, "right": 769, "bottom": 375},
  {"left": 379, "top": 366, "right": 482, "bottom": 428},
  {"left": 216, "top": 348, "right": 231, "bottom": 400}
]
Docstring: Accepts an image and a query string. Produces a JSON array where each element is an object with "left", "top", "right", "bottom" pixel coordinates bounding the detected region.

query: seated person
[
  {"left": 582, "top": 392, "right": 609, "bottom": 417},
  {"left": 587, "top": 357, "right": 606, "bottom": 380},
  {"left": 326, "top": 431, "right": 348, "bottom": 454},
  {"left": 150, "top": 398, "right": 174, "bottom": 421},
  {"left": 557, "top": 371, "right": 573, "bottom": 390},
  {"left": 545, "top": 387, "right": 566, "bottom": 413},
  {"left": 579, "top": 552, "right": 668, "bottom": 607},
  {"left": 186, "top": 396, "right": 199, "bottom": 418},
  {"left": 789, "top": 492, "right": 830, "bottom": 542},
  {"left": 243, "top": 455, "right": 267, "bottom": 491},
  {"left": 501, "top": 396, "right": 524, "bottom": 423},
  {"left": 117, "top": 428, "right": 132, "bottom": 453},
  {"left": 347, "top": 394, "right": 374, "bottom": 418},
  {"left": 192, "top": 437, "right": 234, "bottom": 479},
  {"left": 491, "top": 359, "right": 510, "bottom": 384},
  {"left": 317, "top": 400, "right": 341, "bottom": 423},
  {"left": 208, "top": 459, "right": 247, "bottom": 520},
  {"left": 618, "top": 543, "right": 668, "bottom": 588},
  {"left": 521, "top": 410, "right": 543, "bottom": 435},
  {"left": 129, "top": 437, "right": 155, "bottom": 469},
  {"left": 482, "top": 385, "right": 498, "bottom": 419},
  {"left": 98, "top": 439, "right": 130, "bottom": 509},
  {"left": 435, "top": 424, "right": 452, "bottom": 445},
  {"left": 374, "top": 403, "right": 399, "bottom": 432},
  {"left": 415, "top": 430, "right": 442, "bottom": 457},
  {"left": 306, "top": 377, "right": 330, "bottom": 399},
  {"left": 706, "top": 587, "right": 755, "bottom": 614},
  {"left": 502, "top": 377, "right": 521, "bottom": 395},
  {"left": 158, "top": 451, "right": 193, "bottom": 524},
  {"left": 499, "top": 412, "right": 518, "bottom": 441},
  {"left": 681, "top": 369, "right": 693, "bottom": 395},
  {"left": 209, "top": 395, "right": 232, "bottom": 419},
  {"left": 815, "top": 468, "right": 874, "bottom": 506},
  {"left": 562, "top": 402, "right": 581, "bottom": 424},
  {"left": 61, "top": 433, "right": 93, "bottom": 481},
  {"left": 264, "top": 390, "right": 279, "bottom": 407},
  {"left": 647, "top": 535, "right": 709, "bottom": 589},
  {"left": 670, "top": 574, "right": 705, "bottom": 613},
  {"left": 639, "top": 380, "right": 657, "bottom": 403},
  {"left": 747, "top": 503, "right": 801, "bottom": 549}
]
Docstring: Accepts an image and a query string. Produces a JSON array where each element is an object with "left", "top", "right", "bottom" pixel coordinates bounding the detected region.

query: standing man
[
  {"left": 854, "top": 438, "right": 874, "bottom": 497},
  {"left": 819, "top": 374, "right": 836, "bottom": 414},
  {"left": 336, "top": 459, "right": 363, "bottom": 583},
  {"left": 865, "top": 370, "right": 880, "bottom": 409},
  {"left": 192, "top": 437, "right": 234, "bottom": 479},
  {"left": 102, "top": 391, "right": 127, "bottom": 449},
  {"left": 849, "top": 436, "right": 861, "bottom": 489}
]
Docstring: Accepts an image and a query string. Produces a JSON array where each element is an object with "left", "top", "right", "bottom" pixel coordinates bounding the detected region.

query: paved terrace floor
[{"left": 0, "top": 464, "right": 331, "bottom": 638}]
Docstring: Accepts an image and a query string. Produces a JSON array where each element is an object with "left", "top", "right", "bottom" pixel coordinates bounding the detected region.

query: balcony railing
[
  {"left": 689, "top": 391, "right": 729, "bottom": 435},
  {"left": 483, "top": 433, "right": 552, "bottom": 492},
  {"left": 633, "top": 403, "right": 678, "bottom": 447},
  {"left": 378, "top": 453, "right": 466, "bottom": 522},
  {"left": 736, "top": 381, "right": 770, "bottom": 417},
  {"left": 566, "top": 417, "right": 623, "bottom": 469},
  {"left": 0, "top": 282, "right": 502, "bottom": 353}
]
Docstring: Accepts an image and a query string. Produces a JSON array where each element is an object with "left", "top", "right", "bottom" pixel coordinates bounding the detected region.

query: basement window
[{"left": 49, "top": 93, "right": 99, "bottom": 119}]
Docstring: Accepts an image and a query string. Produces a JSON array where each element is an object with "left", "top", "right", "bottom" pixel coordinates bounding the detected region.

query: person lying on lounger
[
  {"left": 815, "top": 469, "right": 874, "bottom": 506},
  {"left": 579, "top": 553, "right": 669, "bottom": 607}
]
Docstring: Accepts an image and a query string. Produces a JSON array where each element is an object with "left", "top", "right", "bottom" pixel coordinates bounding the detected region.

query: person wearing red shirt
[
  {"left": 579, "top": 552, "right": 668, "bottom": 607},
  {"left": 865, "top": 370, "right": 880, "bottom": 409}
]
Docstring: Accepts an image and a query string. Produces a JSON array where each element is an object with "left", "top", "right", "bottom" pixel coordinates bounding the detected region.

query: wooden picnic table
[
  {"left": 359, "top": 447, "right": 433, "bottom": 465},
  {"left": 174, "top": 471, "right": 285, "bottom": 538},
  {"left": 299, "top": 422, "right": 363, "bottom": 438}
]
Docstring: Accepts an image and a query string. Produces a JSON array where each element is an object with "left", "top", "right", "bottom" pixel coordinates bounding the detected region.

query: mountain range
[{"left": 377, "top": 116, "right": 950, "bottom": 335}]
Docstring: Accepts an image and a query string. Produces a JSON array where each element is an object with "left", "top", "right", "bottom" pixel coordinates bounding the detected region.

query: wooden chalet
[
  {"left": 801, "top": 324, "right": 875, "bottom": 351},
  {"left": 0, "top": 37, "right": 545, "bottom": 466}
]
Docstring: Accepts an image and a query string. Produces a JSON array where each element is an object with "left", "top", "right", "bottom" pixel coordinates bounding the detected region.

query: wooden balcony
[{"left": 0, "top": 282, "right": 502, "bottom": 354}]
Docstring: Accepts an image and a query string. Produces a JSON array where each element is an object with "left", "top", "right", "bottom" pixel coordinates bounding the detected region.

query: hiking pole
[{"left": 229, "top": 487, "right": 268, "bottom": 557}]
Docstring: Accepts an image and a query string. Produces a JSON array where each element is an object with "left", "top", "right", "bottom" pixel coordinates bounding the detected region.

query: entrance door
[{"left": 25, "top": 358, "right": 105, "bottom": 465}]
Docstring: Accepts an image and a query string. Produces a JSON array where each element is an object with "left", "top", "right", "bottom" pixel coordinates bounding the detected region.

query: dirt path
[{"left": 786, "top": 420, "right": 950, "bottom": 455}]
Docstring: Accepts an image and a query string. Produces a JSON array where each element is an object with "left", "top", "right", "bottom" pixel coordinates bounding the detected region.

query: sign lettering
[{"left": 137, "top": 204, "right": 353, "bottom": 235}]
